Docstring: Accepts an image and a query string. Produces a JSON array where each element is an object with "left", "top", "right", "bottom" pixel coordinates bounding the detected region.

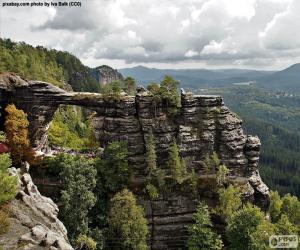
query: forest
[{"left": 199, "top": 86, "right": 300, "bottom": 198}]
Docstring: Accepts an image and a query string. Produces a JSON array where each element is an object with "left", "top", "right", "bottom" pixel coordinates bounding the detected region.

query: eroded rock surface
[
  {"left": 0, "top": 167, "right": 73, "bottom": 250},
  {"left": 0, "top": 73, "right": 269, "bottom": 249}
]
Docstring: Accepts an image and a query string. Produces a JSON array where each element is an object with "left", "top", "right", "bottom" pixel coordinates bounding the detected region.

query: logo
[{"left": 269, "top": 235, "right": 298, "bottom": 248}]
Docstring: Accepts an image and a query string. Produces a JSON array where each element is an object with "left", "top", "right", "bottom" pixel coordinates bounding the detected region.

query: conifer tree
[
  {"left": 187, "top": 202, "right": 223, "bottom": 250},
  {"left": 145, "top": 131, "right": 157, "bottom": 177},
  {"left": 167, "top": 139, "right": 186, "bottom": 184}
]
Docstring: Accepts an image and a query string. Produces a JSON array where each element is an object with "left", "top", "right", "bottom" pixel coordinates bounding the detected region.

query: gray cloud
[{"left": 1, "top": 0, "right": 299, "bottom": 69}]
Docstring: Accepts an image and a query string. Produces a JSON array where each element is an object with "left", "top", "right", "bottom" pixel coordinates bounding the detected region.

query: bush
[{"left": 75, "top": 234, "right": 97, "bottom": 250}]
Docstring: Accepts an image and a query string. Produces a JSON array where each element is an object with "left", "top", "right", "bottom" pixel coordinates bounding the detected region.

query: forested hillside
[
  {"left": 0, "top": 38, "right": 100, "bottom": 92},
  {"left": 198, "top": 86, "right": 300, "bottom": 197}
]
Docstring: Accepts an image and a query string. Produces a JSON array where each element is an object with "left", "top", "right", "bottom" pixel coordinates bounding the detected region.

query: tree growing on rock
[
  {"left": 4, "top": 104, "right": 34, "bottom": 166},
  {"left": 108, "top": 189, "right": 149, "bottom": 250},
  {"left": 167, "top": 139, "right": 186, "bottom": 184},
  {"left": 123, "top": 76, "right": 136, "bottom": 95},
  {"left": 187, "top": 202, "right": 223, "bottom": 250},
  {"left": 145, "top": 131, "right": 157, "bottom": 177}
]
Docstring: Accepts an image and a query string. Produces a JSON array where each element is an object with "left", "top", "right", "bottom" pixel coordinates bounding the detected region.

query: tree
[
  {"left": 0, "top": 153, "right": 17, "bottom": 205},
  {"left": 281, "top": 193, "right": 300, "bottom": 228},
  {"left": 167, "top": 139, "right": 186, "bottom": 184},
  {"left": 145, "top": 131, "right": 157, "bottom": 177},
  {"left": 187, "top": 202, "right": 223, "bottom": 250},
  {"left": 215, "top": 185, "right": 242, "bottom": 222},
  {"left": 269, "top": 191, "right": 283, "bottom": 223},
  {"left": 0, "top": 150, "right": 17, "bottom": 236},
  {"left": 216, "top": 164, "right": 230, "bottom": 187},
  {"left": 275, "top": 214, "right": 298, "bottom": 235},
  {"left": 60, "top": 156, "right": 97, "bottom": 241},
  {"left": 96, "top": 141, "right": 130, "bottom": 193},
  {"left": 123, "top": 77, "right": 136, "bottom": 95},
  {"left": 160, "top": 75, "right": 180, "bottom": 107},
  {"left": 226, "top": 203, "right": 265, "bottom": 250},
  {"left": 108, "top": 189, "right": 149, "bottom": 250},
  {"left": 4, "top": 104, "right": 34, "bottom": 166},
  {"left": 250, "top": 220, "right": 276, "bottom": 250}
]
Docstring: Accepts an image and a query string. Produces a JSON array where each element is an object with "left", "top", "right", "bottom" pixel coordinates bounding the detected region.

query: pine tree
[
  {"left": 145, "top": 131, "right": 157, "bottom": 177},
  {"left": 167, "top": 139, "right": 186, "bottom": 184},
  {"left": 187, "top": 202, "right": 223, "bottom": 250}
]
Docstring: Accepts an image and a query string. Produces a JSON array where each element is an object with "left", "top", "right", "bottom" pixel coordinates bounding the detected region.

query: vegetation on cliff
[{"left": 0, "top": 38, "right": 100, "bottom": 92}]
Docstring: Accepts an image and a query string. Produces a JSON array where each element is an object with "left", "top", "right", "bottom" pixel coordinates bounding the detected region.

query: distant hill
[
  {"left": 257, "top": 63, "right": 300, "bottom": 93},
  {"left": 0, "top": 38, "right": 123, "bottom": 93},
  {"left": 119, "top": 65, "right": 274, "bottom": 89}
]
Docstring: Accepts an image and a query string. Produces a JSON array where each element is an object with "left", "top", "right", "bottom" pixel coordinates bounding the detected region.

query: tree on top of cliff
[
  {"left": 123, "top": 76, "right": 136, "bottom": 95},
  {"left": 187, "top": 202, "right": 223, "bottom": 250},
  {"left": 108, "top": 189, "right": 148, "bottom": 250},
  {"left": 160, "top": 75, "right": 180, "bottom": 107},
  {"left": 4, "top": 104, "right": 35, "bottom": 166}
]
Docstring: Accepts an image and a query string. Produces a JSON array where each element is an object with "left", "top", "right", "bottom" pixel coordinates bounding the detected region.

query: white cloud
[{"left": 0, "top": 0, "right": 299, "bottom": 69}]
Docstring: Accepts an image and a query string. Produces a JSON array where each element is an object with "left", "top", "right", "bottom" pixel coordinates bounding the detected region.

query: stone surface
[
  {"left": 90, "top": 65, "right": 123, "bottom": 86},
  {"left": 0, "top": 167, "right": 73, "bottom": 250},
  {"left": 0, "top": 73, "right": 269, "bottom": 249}
]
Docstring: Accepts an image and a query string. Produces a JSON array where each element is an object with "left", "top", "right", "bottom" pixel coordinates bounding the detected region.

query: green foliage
[
  {"left": 268, "top": 191, "right": 300, "bottom": 232},
  {"left": 48, "top": 106, "right": 98, "bottom": 150},
  {"left": 147, "top": 76, "right": 180, "bottom": 115},
  {"left": 203, "top": 152, "right": 221, "bottom": 174},
  {"left": 145, "top": 183, "right": 159, "bottom": 200},
  {"left": 75, "top": 234, "right": 97, "bottom": 250},
  {"left": 200, "top": 85, "right": 300, "bottom": 197},
  {"left": 269, "top": 191, "right": 283, "bottom": 222},
  {"left": 215, "top": 185, "right": 242, "bottom": 222},
  {"left": 96, "top": 141, "right": 130, "bottom": 194},
  {"left": 167, "top": 139, "right": 186, "bottom": 184},
  {"left": 123, "top": 77, "right": 136, "bottom": 95},
  {"left": 108, "top": 189, "right": 149, "bottom": 250},
  {"left": 249, "top": 220, "right": 276, "bottom": 250},
  {"left": 226, "top": 204, "right": 266, "bottom": 250},
  {"left": 275, "top": 214, "right": 298, "bottom": 235},
  {"left": 100, "top": 81, "right": 123, "bottom": 101},
  {"left": 60, "top": 156, "right": 97, "bottom": 241},
  {"left": 0, "top": 38, "right": 100, "bottom": 92},
  {"left": 145, "top": 131, "right": 157, "bottom": 177},
  {"left": 216, "top": 164, "right": 230, "bottom": 187},
  {"left": 186, "top": 169, "right": 199, "bottom": 197},
  {"left": 187, "top": 202, "right": 223, "bottom": 250},
  {"left": 0, "top": 151, "right": 17, "bottom": 236}
]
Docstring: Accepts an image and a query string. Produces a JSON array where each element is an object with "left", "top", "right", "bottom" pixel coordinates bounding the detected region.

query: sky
[{"left": 1, "top": 0, "right": 300, "bottom": 70}]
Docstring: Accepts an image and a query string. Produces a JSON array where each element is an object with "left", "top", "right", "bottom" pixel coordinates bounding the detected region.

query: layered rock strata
[{"left": 0, "top": 73, "right": 269, "bottom": 249}]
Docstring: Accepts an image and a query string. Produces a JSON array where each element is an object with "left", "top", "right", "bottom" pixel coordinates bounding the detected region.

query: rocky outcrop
[
  {"left": 90, "top": 65, "right": 123, "bottom": 86},
  {"left": 0, "top": 166, "right": 73, "bottom": 250},
  {"left": 0, "top": 73, "right": 269, "bottom": 249}
]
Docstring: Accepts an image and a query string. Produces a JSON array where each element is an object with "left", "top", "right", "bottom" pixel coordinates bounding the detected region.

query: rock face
[
  {"left": 0, "top": 73, "right": 269, "bottom": 249},
  {"left": 90, "top": 65, "right": 123, "bottom": 86},
  {"left": 0, "top": 166, "right": 73, "bottom": 250}
]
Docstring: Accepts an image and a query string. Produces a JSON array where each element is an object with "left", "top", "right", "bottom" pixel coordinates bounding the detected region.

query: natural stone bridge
[{"left": 0, "top": 73, "right": 269, "bottom": 249}]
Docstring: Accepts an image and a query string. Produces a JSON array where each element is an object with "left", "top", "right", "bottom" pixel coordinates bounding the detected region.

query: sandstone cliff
[
  {"left": 0, "top": 165, "right": 73, "bottom": 250},
  {"left": 90, "top": 65, "right": 123, "bottom": 86},
  {"left": 0, "top": 73, "right": 269, "bottom": 249}
]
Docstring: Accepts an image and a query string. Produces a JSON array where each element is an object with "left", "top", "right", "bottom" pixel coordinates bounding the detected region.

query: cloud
[{"left": 1, "top": 0, "right": 299, "bottom": 69}]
